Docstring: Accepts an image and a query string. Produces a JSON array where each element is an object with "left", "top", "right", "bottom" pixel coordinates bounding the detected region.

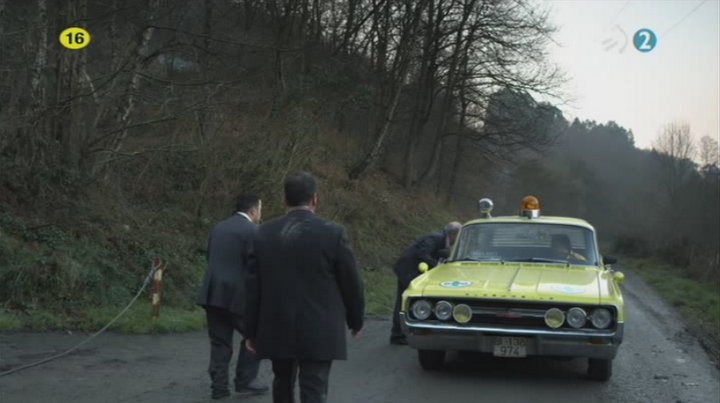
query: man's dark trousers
[
  {"left": 206, "top": 306, "right": 260, "bottom": 393},
  {"left": 271, "top": 359, "right": 332, "bottom": 403},
  {"left": 390, "top": 277, "right": 412, "bottom": 340}
]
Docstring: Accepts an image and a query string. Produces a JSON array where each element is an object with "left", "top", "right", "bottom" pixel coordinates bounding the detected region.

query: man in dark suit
[
  {"left": 246, "top": 172, "right": 365, "bottom": 403},
  {"left": 389, "top": 222, "right": 462, "bottom": 345},
  {"left": 197, "top": 194, "right": 269, "bottom": 400}
]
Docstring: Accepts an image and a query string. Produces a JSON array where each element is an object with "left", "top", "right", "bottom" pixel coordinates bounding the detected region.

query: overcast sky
[{"left": 544, "top": 0, "right": 719, "bottom": 149}]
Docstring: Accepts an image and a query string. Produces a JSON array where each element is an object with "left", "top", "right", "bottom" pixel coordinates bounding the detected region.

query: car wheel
[
  {"left": 587, "top": 358, "right": 612, "bottom": 381},
  {"left": 418, "top": 350, "right": 445, "bottom": 370}
]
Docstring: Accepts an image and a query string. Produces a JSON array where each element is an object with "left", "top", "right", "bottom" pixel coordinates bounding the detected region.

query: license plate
[{"left": 493, "top": 337, "right": 527, "bottom": 358}]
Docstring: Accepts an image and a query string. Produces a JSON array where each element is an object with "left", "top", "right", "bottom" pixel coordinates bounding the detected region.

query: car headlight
[
  {"left": 452, "top": 304, "right": 472, "bottom": 323},
  {"left": 566, "top": 307, "right": 587, "bottom": 328},
  {"left": 591, "top": 308, "right": 612, "bottom": 329},
  {"left": 411, "top": 300, "right": 433, "bottom": 320},
  {"left": 544, "top": 308, "right": 565, "bottom": 329},
  {"left": 434, "top": 301, "right": 453, "bottom": 320}
]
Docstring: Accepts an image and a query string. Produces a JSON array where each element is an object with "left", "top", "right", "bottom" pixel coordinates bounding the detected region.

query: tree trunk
[
  {"left": 94, "top": 0, "right": 160, "bottom": 173},
  {"left": 349, "top": 0, "right": 427, "bottom": 180},
  {"left": 282, "top": 0, "right": 301, "bottom": 40},
  {"left": 244, "top": 0, "right": 255, "bottom": 31},
  {"left": 419, "top": 0, "right": 476, "bottom": 184},
  {"left": 404, "top": 0, "right": 446, "bottom": 188},
  {"left": 339, "top": 0, "right": 357, "bottom": 54},
  {"left": 312, "top": 0, "right": 322, "bottom": 41},
  {"left": 0, "top": 0, "right": 7, "bottom": 36},
  {"left": 348, "top": 79, "right": 405, "bottom": 180},
  {"left": 446, "top": 96, "right": 468, "bottom": 201},
  {"left": 27, "top": 0, "right": 48, "bottom": 165},
  {"left": 298, "top": 0, "right": 310, "bottom": 40},
  {"left": 422, "top": 128, "right": 445, "bottom": 185},
  {"left": 109, "top": 0, "right": 120, "bottom": 70},
  {"left": 30, "top": 0, "right": 48, "bottom": 107},
  {"left": 375, "top": 0, "right": 390, "bottom": 75},
  {"left": 70, "top": 0, "right": 90, "bottom": 170},
  {"left": 195, "top": 0, "right": 213, "bottom": 143}
]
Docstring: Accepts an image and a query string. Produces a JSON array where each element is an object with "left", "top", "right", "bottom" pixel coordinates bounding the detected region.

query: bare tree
[
  {"left": 0, "top": 0, "right": 6, "bottom": 37},
  {"left": 418, "top": 0, "right": 478, "bottom": 185},
  {"left": 654, "top": 122, "right": 696, "bottom": 161},
  {"left": 653, "top": 122, "right": 697, "bottom": 214},
  {"left": 349, "top": 0, "right": 560, "bottom": 182},
  {"left": 26, "top": 0, "right": 49, "bottom": 165},
  {"left": 94, "top": 0, "right": 161, "bottom": 173},
  {"left": 699, "top": 135, "right": 719, "bottom": 168},
  {"left": 400, "top": 0, "right": 450, "bottom": 187},
  {"left": 349, "top": 0, "right": 428, "bottom": 180},
  {"left": 30, "top": 0, "right": 48, "bottom": 107}
]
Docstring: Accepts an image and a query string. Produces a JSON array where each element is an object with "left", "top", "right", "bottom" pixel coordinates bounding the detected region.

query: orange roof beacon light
[
  {"left": 478, "top": 198, "right": 494, "bottom": 218},
  {"left": 520, "top": 195, "right": 540, "bottom": 219}
]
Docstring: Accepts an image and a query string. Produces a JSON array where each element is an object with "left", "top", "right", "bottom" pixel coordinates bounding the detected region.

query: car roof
[{"left": 464, "top": 215, "right": 596, "bottom": 231}]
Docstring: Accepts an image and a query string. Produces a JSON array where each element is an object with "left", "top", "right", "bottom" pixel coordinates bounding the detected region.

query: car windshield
[{"left": 452, "top": 223, "right": 599, "bottom": 266}]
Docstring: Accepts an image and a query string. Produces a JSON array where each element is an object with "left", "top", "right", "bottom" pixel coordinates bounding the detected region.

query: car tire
[
  {"left": 587, "top": 358, "right": 612, "bottom": 381},
  {"left": 418, "top": 350, "right": 445, "bottom": 370}
]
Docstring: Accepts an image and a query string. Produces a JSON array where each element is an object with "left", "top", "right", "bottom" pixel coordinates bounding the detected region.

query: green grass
[
  {"left": 0, "top": 304, "right": 205, "bottom": 333},
  {"left": 363, "top": 267, "right": 396, "bottom": 316},
  {"left": 1, "top": 270, "right": 394, "bottom": 332},
  {"left": 82, "top": 303, "right": 206, "bottom": 333},
  {"left": 0, "top": 310, "right": 21, "bottom": 330},
  {"left": 624, "top": 257, "right": 720, "bottom": 346},
  {"left": 0, "top": 267, "right": 396, "bottom": 333}
]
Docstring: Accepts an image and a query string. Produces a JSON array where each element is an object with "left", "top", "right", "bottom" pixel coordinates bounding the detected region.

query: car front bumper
[{"left": 400, "top": 313, "right": 623, "bottom": 359}]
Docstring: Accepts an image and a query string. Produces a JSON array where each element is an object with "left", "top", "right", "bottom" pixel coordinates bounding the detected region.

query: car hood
[{"left": 409, "top": 261, "right": 605, "bottom": 304}]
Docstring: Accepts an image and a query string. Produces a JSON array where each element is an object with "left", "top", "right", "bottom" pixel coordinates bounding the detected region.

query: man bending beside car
[{"left": 389, "top": 221, "right": 462, "bottom": 345}]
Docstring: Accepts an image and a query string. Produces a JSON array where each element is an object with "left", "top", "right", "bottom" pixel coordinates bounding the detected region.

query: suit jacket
[
  {"left": 245, "top": 209, "right": 365, "bottom": 361},
  {"left": 393, "top": 232, "right": 447, "bottom": 283},
  {"left": 196, "top": 214, "right": 256, "bottom": 317}
]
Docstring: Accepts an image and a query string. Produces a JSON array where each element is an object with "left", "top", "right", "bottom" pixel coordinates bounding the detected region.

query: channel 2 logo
[
  {"left": 602, "top": 26, "right": 657, "bottom": 54},
  {"left": 633, "top": 29, "right": 657, "bottom": 53}
]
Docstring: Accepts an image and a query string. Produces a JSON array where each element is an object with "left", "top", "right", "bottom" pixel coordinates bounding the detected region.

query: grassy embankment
[
  {"left": 622, "top": 256, "right": 720, "bottom": 353},
  {"left": 0, "top": 172, "right": 451, "bottom": 333}
]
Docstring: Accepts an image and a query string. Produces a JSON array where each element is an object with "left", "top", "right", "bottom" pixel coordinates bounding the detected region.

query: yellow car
[{"left": 400, "top": 196, "right": 625, "bottom": 381}]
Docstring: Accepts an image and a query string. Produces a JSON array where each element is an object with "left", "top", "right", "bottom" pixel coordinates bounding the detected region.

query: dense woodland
[{"left": 0, "top": 1, "right": 717, "bottom": 314}]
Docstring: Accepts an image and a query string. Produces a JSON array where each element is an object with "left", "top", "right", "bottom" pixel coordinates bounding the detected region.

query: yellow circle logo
[{"left": 59, "top": 27, "right": 91, "bottom": 50}]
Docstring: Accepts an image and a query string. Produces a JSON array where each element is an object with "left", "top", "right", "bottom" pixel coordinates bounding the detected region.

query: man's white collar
[{"left": 236, "top": 212, "right": 252, "bottom": 222}]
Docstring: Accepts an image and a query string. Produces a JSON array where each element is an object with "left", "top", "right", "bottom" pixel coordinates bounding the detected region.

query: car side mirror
[
  {"left": 418, "top": 262, "right": 429, "bottom": 273},
  {"left": 604, "top": 256, "right": 617, "bottom": 265},
  {"left": 437, "top": 249, "right": 450, "bottom": 259},
  {"left": 613, "top": 271, "right": 625, "bottom": 285}
]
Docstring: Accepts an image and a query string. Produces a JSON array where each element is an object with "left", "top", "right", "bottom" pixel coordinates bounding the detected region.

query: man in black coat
[
  {"left": 197, "top": 194, "right": 269, "bottom": 400},
  {"left": 246, "top": 172, "right": 364, "bottom": 403},
  {"left": 389, "top": 221, "right": 462, "bottom": 345}
]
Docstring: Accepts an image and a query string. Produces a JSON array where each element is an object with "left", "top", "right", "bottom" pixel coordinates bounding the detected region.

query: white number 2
[{"left": 638, "top": 31, "right": 652, "bottom": 50}]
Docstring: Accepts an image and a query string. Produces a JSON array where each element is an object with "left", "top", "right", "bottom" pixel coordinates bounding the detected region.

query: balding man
[
  {"left": 389, "top": 222, "right": 462, "bottom": 345},
  {"left": 197, "top": 194, "right": 268, "bottom": 400}
]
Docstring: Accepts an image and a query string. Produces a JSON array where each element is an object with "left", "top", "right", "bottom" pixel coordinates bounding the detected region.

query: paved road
[{"left": 1, "top": 271, "right": 718, "bottom": 403}]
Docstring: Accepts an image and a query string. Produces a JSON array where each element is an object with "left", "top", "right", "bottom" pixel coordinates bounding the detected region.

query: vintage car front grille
[
  {"left": 468, "top": 306, "right": 547, "bottom": 328},
  {"left": 407, "top": 298, "right": 618, "bottom": 331}
]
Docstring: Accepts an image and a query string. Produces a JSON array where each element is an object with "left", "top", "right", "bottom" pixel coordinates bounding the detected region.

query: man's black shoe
[
  {"left": 390, "top": 336, "right": 408, "bottom": 345},
  {"left": 235, "top": 380, "right": 270, "bottom": 396},
  {"left": 211, "top": 389, "right": 230, "bottom": 400}
]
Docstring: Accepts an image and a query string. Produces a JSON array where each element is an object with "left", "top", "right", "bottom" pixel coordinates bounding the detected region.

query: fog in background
[{"left": 546, "top": 0, "right": 719, "bottom": 151}]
